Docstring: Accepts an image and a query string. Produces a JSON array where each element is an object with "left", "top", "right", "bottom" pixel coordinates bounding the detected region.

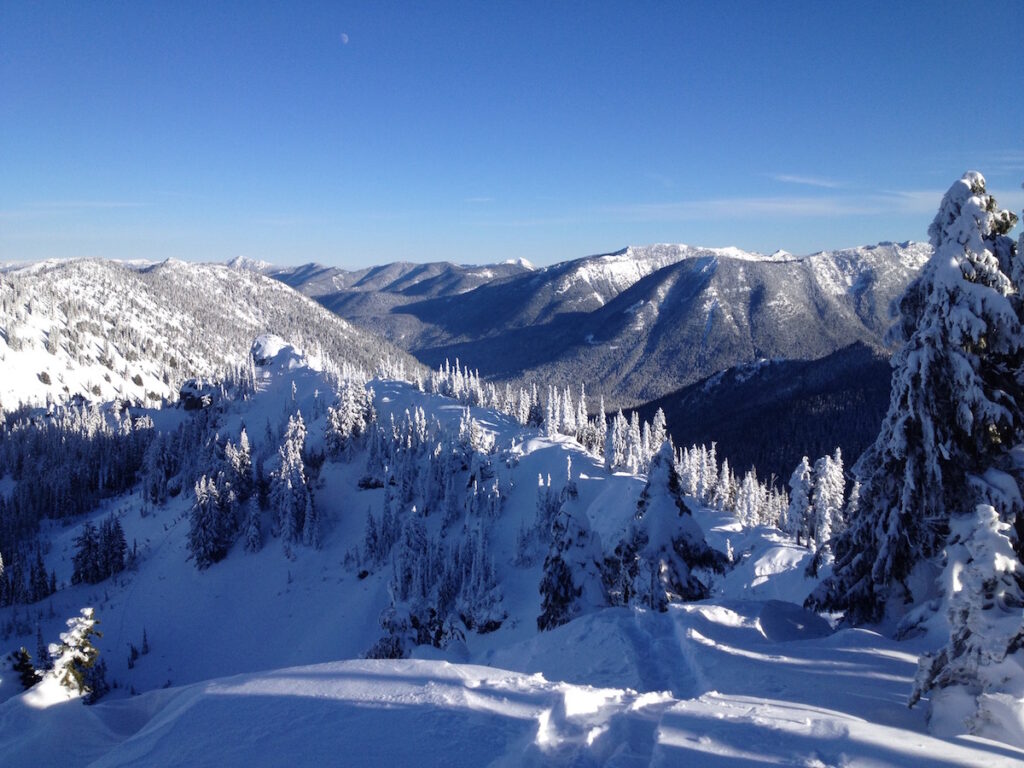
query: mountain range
[{"left": 256, "top": 241, "right": 930, "bottom": 408}]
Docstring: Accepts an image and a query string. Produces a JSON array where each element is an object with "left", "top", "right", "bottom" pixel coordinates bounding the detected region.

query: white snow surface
[{"left": 0, "top": 351, "right": 1020, "bottom": 766}]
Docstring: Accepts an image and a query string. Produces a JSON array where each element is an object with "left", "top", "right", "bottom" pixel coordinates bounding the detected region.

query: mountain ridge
[{"left": 0, "top": 258, "right": 421, "bottom": 412}]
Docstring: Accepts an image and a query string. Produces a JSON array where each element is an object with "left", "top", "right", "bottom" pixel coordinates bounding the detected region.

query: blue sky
[{"left": 2, "top": 1, "right": 1022, "bottom": 268}]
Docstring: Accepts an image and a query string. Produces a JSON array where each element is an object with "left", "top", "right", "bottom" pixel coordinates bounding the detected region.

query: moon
[{"left": 340, "top": 32, "right": 349, "bottom": 45}]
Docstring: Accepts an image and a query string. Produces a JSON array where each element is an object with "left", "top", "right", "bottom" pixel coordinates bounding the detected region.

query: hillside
[
  {"left": 631, "top": 342, "right": 893, "bottom": 484},
  {"left": 248, "top": 258, "right": 534, "bottom": 347},
  {"left": 0, "top": 336, "right": 1019, "bottom": 765},
  {"left": 0, "top": 259, "right": 421, "bottom": 412}
]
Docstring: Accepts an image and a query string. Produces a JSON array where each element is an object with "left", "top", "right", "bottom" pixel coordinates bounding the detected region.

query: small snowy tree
[
  {"left": 604, "top": 443, "right": 725, "bottom": 610},
  {"left": 9, "top": 647, "right": 41, "bottom": 690},
  {"left": 910, "top": 505, "right": 1024, "bottom": 746},
  {"left": 785, "top": 457, "right": 812, "bottom": 544},
  {"left": 48, "top": 607, "right": 103, "bottom": 700}
]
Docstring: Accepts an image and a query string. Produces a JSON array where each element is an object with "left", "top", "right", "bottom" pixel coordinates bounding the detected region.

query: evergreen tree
[
  {"left": 48, "top": 607, "right": 102, "bottom": 699},
  {"left": 363, "top": 507, "right": 381, "bottom": 564},
  {"left": 910, "top": 505, "right": 1024, "bottom": 741},
  {"left": 626, "top": 412, "right": 643, "bottom": 473},
  {"left": 225, "top": 428, "right": 254, "bottom": 502},
  {"left": 785, "top": 457, "right": 813, "bottom": 544},
  {"left": 301, "top": 493, "right": 320, "bottom": 549},
  {"left": 595, "top": 396, "right": 608, "bottom": 456},
  {"left": 273, "top": 412, "right": 312, "bottom": 547},
  {"left": 9, "top": 646, "right": 41, "bottom": 690},
  {"left": 243, "top": 500, "right": 262, "bottom": 553},
  {"left": 810, "top": 448, "right": 845, "bottom": 552},
  {"left": 810, "top": 173, "right": 1023, "bottom": 623},
  {"left": 188, "top": 475, "right": 228, "bottom": 568},
  {"left": 604, "top": 443, "right": 725, "bottom": 610},
  {"left": 735, "top": 469, "right": 765, "bottom": 528},
  {"left": 36, "top": 624, "right": 52, "bottom": 672},
  {"left": 99, "top": 515, "right": 127, "bottom": 578},
  {"left": 537, "top": 506, "right": 605, "bottom": 631},
  {"left": 711, "top": 458, "right": 735, "bottom": 511},
  {"left": 71, "top": 521, "right": 101, "bottom": 585}
]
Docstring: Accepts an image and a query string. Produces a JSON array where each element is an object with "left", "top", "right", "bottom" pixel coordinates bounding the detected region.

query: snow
[
  {"left": 0, "top": 333, "right": 1021, "bottom": 765},
  {"left": 5, "top": 619, "right": 1021, "bottom": 767}
]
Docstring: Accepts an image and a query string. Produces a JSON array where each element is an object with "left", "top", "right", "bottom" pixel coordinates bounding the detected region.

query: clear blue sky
[{"left": 2, "top": 1, "right": 1022, "bottom": 268}]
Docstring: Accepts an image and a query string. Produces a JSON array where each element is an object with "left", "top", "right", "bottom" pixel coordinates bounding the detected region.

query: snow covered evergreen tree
[
  {"left": 224, "top": 428, "right": 254, "bottom": 503},
  {"left": 785, "top": 457, "right": 812, "bottom": 545},
  {"left": 604, "top": 443, "right": 725, "bottom": 611},
  {"left": 188, "top": 475, "right": 229, "bottom": 569},
  {"left": 910, "top": 505, "right": 1024, "bottom": 745},
  {"left": 48, "top": 607, "right": 103, "bottom": 700},
  {"left": 711, "top": 458, "right": 735, "bottom": 511},
  {"left": 537, "top": 506, "right": 605, "bottom": 631},
  {"left": 810, "top": 448, "right": 845, "bottom": 552},
  {"left": 810, "top": 172, "right": 1023, "bottom": 623},
  {"left": 272, "top": 412, "right": 312, "bottom": 548}
]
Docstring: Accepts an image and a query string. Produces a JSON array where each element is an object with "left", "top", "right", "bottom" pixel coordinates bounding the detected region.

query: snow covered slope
[
  {"left": 5, "top": 633, "right": 1020, "bottom": 767},
  {"left": 0, "top": 258, "right": 421, "bottom": 412},
  {"left": 0, "top": 340, "right": 1019, "bottom": 765}
]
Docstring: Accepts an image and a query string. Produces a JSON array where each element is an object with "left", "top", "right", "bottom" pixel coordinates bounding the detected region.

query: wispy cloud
[
  {"left": 605, "top": 189, "right": 954, "bottom": 222},
  {"left": 770, "top": 174, "right": 843, "bottom": 189},
  {"left": 28, "top": 200, "right": 145, "bottom": 210},
  {"left": 983, "top": 150, "right": 1024, "bottom": 174}
]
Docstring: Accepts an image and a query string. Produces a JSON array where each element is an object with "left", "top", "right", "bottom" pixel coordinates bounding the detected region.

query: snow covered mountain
[
  {"left": 265, "top": 242, "right": 930, "bottom": 408},
  {"left": 253, "top": 258, "right": 535, "bottom": 347},
  {"left": 410, "top": 242, "right": 930, "bottom": 406},
  {"left": 0, "top": 339, "right": 1019, "bottom": 766},
  {"left": 0, "top": 258, "right": 421, "bottom": 412}
]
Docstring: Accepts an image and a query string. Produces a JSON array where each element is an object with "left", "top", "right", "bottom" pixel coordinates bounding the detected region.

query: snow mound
[
  {"left": 250, "top": 334, "right": 307, "bottom": 371},
  {"left": 6, "top": 639, "right": 1020, "bottom": 767},
  {"left": 0, "top": 660, "right": 673, "bottom": 768}
]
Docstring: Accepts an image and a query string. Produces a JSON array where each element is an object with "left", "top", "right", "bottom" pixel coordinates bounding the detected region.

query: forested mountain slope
[{"left": 0, "top": 258, "right": 421, "bottom": 412}]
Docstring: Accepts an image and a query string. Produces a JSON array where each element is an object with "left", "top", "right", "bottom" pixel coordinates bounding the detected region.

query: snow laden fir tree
[
  {"left": 808, "top": 172, "right": 1024, "bottom": 742},
  {"left": 603, "top": 443, "right": 726, "bottom": 611}
]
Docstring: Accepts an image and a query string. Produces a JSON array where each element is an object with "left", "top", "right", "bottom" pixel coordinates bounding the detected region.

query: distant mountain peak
[{"left": 227, "top": 255, "right": 274, "bottom": 273}]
